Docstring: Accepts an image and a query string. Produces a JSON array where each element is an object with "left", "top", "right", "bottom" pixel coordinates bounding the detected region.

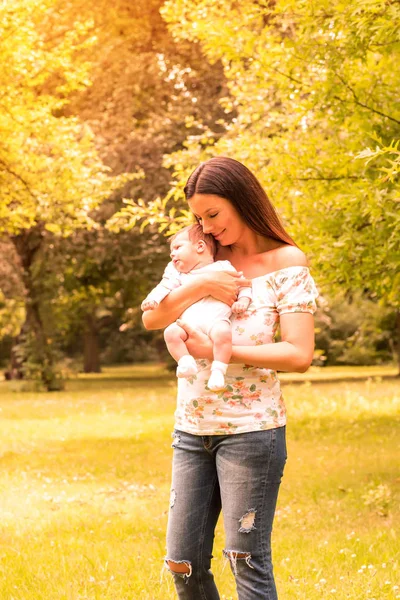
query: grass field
[{"left": 0, "top": 364, "right": 399, "bottom": 599}]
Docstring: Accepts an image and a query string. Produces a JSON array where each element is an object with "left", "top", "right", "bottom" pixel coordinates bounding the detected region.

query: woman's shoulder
[
  {"left": 269, "top": 244, "right": 308, "bottom": 271},
  {"left": 216, "top": 242, "right": 309, "bottom": 277}
]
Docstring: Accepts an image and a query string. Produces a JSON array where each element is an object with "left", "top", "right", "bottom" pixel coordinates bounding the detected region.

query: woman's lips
[{"left": 214, "top": 230, "right": 225, "bottom": 240}]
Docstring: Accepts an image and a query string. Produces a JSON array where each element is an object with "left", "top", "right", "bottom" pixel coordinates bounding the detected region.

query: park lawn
[{"left": 0, "top": 365, "right": 398, "bottom": 599}]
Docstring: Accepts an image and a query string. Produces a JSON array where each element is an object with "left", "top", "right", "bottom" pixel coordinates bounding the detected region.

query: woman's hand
[
  {"left": 176, "top": 320, "right": 214, "bottom": 360},
  {"left": 206, "top": 271, "right": 252, "bottom": 306}
]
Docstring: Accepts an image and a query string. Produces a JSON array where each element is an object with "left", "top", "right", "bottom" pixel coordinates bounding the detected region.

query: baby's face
[{"left": 170, "top": 231, "right": 200, "bottom": 273}]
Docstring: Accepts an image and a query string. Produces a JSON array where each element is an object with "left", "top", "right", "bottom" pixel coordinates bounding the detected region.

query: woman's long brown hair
[{"left": 184, "top": 156, "right": 297, "bottom": 247}]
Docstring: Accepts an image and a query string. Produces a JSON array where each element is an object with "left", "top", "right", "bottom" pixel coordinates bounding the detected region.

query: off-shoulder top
[{"left": 174, "top": 266, "right": 319, "bottom": 435}]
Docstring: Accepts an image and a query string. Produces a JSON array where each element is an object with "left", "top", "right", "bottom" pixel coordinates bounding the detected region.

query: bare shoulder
[{"left": 271, "top": 244, "right": 308, "bottom": 270}]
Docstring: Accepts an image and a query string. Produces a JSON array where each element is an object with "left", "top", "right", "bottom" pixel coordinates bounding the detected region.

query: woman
[{"left": 142, "top": 157, "right": 318, "bottom": 600}]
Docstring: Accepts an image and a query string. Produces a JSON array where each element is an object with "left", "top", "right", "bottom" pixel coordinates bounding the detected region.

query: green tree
[
  {"left": 48, "top": 0, "right": 231, "bottom": 371},
  {"left": 125, "top": 0, "right": 399, "bottom": 370},
  {"left": 51, "top": 222, "right": 170, "bottom": 372},
  {"left": 0, "top": 0, "right": 133, "bottom": 388}
]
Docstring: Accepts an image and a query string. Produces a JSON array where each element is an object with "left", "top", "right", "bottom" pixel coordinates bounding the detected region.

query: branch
[
  {"left": 334, "top": 95, "right": 400, "bottom": 125},
  {"left": 0, "top": 158, "right": 37, "bottom": 200},
  {"left": 270, "top": 66, "right": 304, "bottom": 86},
  {"left": 333, "top": 72, "right": 400, "bottom": 125},
  {"left": 0, "top": 103, "right": 25, "bottom": 126},
  {"left": 296, "top": 176, "right": 365, "bottom": 181}
]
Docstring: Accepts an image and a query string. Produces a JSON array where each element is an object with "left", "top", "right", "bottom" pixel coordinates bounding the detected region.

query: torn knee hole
[
  {"left": 223, "top": 550, "right": 254, "bottom": 575},
  {"left": 223, "top": 550, "right": 252, "bottom": 560},
  {"left": 167, "top": 560, "right": 191, "bottom": 574},
  {"left": 165, "top": 559, "right": 192, "bottom": 577}
]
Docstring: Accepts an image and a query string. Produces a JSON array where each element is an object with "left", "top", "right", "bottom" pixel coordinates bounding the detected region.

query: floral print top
[{"left": 175, "top": 266, "right": 319, "bottom": 436}]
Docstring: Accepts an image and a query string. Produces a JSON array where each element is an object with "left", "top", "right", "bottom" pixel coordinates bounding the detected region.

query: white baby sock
[
  {"left": 208, "top": 360, "right": 228, "bottom": 392},
  {"left": 176, "top": 355, "right": 198, "bottom": 378}
]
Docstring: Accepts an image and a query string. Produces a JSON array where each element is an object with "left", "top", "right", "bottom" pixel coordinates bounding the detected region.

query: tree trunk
[
  {"left": 11, "top": 228, "right": 63, "bottom": 390},
  {"left": 83, "top": 313, "right": 101, "bottom": 373},
  {"left": 4, "top": 336, "right": 25, "bottom": 380}
]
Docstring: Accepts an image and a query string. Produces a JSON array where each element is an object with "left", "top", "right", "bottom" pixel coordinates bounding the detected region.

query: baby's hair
[{"left": 170, "top": 223, "right": 217, "bottom": 258}]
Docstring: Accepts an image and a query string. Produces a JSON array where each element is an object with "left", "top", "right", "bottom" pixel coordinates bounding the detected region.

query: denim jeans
[{"left": 165, "top": 426, "right": 287, "bottom": 600}]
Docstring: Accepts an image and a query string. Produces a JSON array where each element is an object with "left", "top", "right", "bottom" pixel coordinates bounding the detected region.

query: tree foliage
[
  {"left": 0, "top": 0, "right": 133, "bottom": 235},
  {"left": 0, "top": 0, "right": 232, "bottom": 380},
  {"left": 52, "top": 0, "right": 231, "bottom": 369},
  {"left": 0, "top": 0, "right": 136, "bottom": 387},
  {"left": 60, "top": 0, "right": 229, "bottom": 202},
  {"left": 125, "top": 0, "right": 399, "bottom": 308},
  {"left": 1, "top": 0, "right": 398, "bottom": 379}
]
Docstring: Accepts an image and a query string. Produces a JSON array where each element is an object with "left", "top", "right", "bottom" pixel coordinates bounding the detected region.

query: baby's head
[{"left": 169, "top": 223, "right": 217, "bottom": 273}]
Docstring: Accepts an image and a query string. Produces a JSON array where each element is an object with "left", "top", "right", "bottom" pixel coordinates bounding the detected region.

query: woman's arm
[
  {"left": 231, "top": 313, "right": 315, "bottom": 372},
  {"left": 142, "top": 271, "right": 251, "bottom": 330},
  {"left": 179, "top": 312, "right": 315, "bottom": 373}
]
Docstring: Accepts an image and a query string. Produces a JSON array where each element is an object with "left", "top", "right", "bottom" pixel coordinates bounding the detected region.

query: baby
[{"left": 141, "top": 224, "right": 252, "bottom": 392}]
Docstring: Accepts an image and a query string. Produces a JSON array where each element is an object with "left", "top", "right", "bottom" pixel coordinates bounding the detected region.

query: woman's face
[{"left": 188, "top": 194, "right": 245, "bottom": 246}]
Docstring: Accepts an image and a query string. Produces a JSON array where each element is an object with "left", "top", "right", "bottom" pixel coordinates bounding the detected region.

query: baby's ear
[{"left": 197, "top": 240, "right": 206, "bottom": 253}]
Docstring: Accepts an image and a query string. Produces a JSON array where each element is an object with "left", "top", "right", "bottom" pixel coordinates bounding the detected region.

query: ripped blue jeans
[{"left": 165, "top": 426, "right": 287, "bottom": 600}]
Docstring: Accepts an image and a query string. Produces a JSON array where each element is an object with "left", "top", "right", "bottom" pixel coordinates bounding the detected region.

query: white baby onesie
[{"left": 143, "top": 260, "right": 252, "bottom": 335}]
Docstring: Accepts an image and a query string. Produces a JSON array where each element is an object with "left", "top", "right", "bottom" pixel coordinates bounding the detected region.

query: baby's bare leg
[
  {"left": 209, "top": 321, "right": 232, "bottom": 364},
  {"left": 164, "top": 323, "right": 198, "bottom": 378},
  {"left": 207, "top": 321, "right": 232, "bottom": 392},
  {"left": 164, "top": 323, "right": 189, "bottom": 362}
]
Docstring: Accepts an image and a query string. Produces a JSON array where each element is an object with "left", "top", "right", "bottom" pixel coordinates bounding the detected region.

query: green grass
[{"left": 0, "top": 364, "right": 398, "bottom": 599}]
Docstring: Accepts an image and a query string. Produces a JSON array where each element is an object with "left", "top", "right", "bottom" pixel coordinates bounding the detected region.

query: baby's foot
[
  {"left": 176, "top": 355, "right": 198, "bottom": 378},
  {"left": 208, "top": 369, "right": 226, "bottom": 391},
  {"left": 208, "top": 360, "right": 229, "bottom": 392}
]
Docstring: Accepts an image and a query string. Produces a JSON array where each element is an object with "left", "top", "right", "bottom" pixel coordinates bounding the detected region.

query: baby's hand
[
  {"left": 231, "top": 298, "right": 250, "bottom": 314},
  {"left": 141, "top": 299, "right": 159, "bottom": 311}
]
